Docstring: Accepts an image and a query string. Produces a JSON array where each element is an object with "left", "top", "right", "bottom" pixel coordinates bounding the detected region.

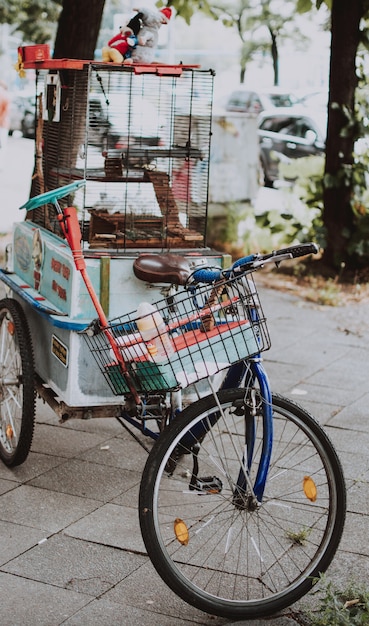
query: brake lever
[{"left": 252, "top": 252, "right": 294, "bottom": 270}]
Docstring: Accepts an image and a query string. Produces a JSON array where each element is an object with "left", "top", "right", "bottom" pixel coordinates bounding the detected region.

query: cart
[
  {"left": 0, "top": 53, "right": 228, "bottom": 466},
  {"left": 0, "top": 54, "right": 346, "bottom": 623}
]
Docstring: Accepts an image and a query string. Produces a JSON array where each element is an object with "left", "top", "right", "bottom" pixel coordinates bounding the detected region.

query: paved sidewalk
[{"left": 1, "top": 278, "right": 369, "bottom": 625}]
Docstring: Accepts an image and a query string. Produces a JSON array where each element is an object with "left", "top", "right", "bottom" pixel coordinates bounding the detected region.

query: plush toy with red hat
[
  {"left": 102, "top": 12, "right": 143, "bottom": 63},
  {"left": 130, "top": 6, "right": 172, "bottom": 64}
]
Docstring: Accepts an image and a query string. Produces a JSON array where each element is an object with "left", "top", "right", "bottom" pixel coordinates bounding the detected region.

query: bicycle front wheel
[{"left": 139, "top": 389, "right": 346, "bottom": 620}]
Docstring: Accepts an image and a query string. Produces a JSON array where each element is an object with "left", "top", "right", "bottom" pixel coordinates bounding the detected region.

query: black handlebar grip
[{"left": 272, "top": 242, "right": 319, "bottom": 259}]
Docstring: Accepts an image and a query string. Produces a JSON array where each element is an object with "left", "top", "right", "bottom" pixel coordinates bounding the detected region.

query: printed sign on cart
[{"left": 51, "top": 334, "right": 69, "bottom": 367}]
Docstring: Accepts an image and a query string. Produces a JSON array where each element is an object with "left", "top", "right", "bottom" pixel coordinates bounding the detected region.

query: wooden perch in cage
[{"left": 120, "top": 145, "right": 203, "bottom": 162}]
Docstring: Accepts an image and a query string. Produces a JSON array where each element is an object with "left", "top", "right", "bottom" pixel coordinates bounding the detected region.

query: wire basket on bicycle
[{"left": 84, "top": 272, "right": 270, "bottom": 395}]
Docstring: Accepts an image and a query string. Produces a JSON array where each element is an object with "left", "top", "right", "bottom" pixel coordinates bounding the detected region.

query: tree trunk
[
  {"left": 269, "top": 28, "right": 278, "bottom": 86},
  {"left": 53, "top": 0, "right": 105, "bottom": 60},
  {"left": 52, "top": 0, "right": 106, "bottom": 170},
  {"left": 30, "top": 0, "right": 106, "bottom": 208},
  {"left": 322, "top": 0, "right": 363, "bottom": 269}
]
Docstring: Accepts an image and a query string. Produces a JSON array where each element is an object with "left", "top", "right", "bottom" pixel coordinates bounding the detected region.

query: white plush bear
[{"left": 130, "top": 7, "right": 172, "bottom": 64}]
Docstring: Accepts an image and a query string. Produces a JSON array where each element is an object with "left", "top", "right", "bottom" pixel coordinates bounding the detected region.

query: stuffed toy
[
  {"left": 102, "top": 13, "right": 142, "bottom": 63},
  {"left": 130, "top": 7, "right": 172, "bottom": 64}
]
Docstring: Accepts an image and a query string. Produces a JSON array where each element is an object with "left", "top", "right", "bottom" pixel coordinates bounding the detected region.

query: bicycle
[
  {"left": 0, "top": 181, "right": 346, "bottom": 620},
  {"left": 136, "top": 253, "right": 346, "bottom": 619}
]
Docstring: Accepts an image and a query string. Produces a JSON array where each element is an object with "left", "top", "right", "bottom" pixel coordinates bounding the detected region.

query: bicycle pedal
[{"left": 190, "top": 476, "right": 222, "bottom": 493}]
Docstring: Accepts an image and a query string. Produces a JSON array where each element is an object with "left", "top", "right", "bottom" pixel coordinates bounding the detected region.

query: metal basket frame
[{"left": 84, "top": 273, "right": 270, "bottom": 395}]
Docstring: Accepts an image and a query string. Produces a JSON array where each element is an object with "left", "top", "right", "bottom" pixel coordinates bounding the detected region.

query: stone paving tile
[
  {"left": 269, "top": 337, "right": 349, "bottom": 375},
  {"left": 324, "top": 550, "right": 369, "bottom": 588},
  {"left": 291, "top": 399, "right": 344, "bottom": 425},
  {"left": 79, "top": 436, "right": 149, "bottom": 472},
  {"left": 338, "top": 511, "right": 369, "bottom": 554},
  {"left": 264, "top": 301, "right": 368, "bottom": 358},
  {"left": 0, "top": 571, "right": 91, "bottom": 626},
  {"left": 231, "top": 615, "right": 301, "bottom": 626},
  {"left": 65, "top": 502, "right": 145, "bottom": 553},
  {"left": 346, "top": 478, "right": 369, "bottom": 514},
  {"left": 325, "top": 426, "right": 369, "bottom": 456},
  {"left": 104, "top": 558, "right": 301, "bottom": 626},
  {"left": 287, "top": 382, "right": 357, "bottom": 409},
  {"left": 63, "top": 595, "right": 209, "bottom": 626},
  {"left": 0, "top": 484, "right": 99, "bottom": 533},
  {"left": 306, "top": 347, "right": 369, "bottom": 390},
  {"left": 104, "top": 558, "right": 227, "bottom": 624},
  {"left": 111, "top": 481, "right": 140, "bottom": 507},
  {"left": 0, "top": 519, "right": 48, "bottom": 566},
  {"left": 0, "top": 451, "right": 66, "bottom": 483},
  {"left": 56, "top": 416, "right": 128, "bottom": 435},
  {"left": 337, "top": 449, "right": 369, "bottom": 482},
  {"left": 35, "top": 397, "right": 156, "bottom": 449},
  {"left": 3, "top": 533, "right": 145, "bottom": 596},
  {"left": 261, "top": 361, "right": 309, "bottom": 394},
  {"left": 31, "top": 422, "right": 113, "bottom": 459},
  {"left": 0, "top": 477, "right": 18, "bottom": 495},
  {"left": 328, "top": 391, "right": 369, "bottom": 432},
  {"left": 28, "top": 458, "right": 140, "bottom": 502}
]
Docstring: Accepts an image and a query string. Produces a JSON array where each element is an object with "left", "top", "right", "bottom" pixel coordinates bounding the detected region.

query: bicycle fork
[
  {"left": 180, "top": 358, "right": 273, "bottom": 506},
  {"left": 232, "top": 360, "right": 273, "bottom": 507},
  {"left": 222, "top": 358, "right": 273, "bottom": 507}
]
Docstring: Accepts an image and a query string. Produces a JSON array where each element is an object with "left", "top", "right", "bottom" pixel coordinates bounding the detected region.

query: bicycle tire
[
  {"left": 0, "top": 298, "right": 36, "bottom": 466},
  {"left": 139, "top": 388, "right": 346, "bottom": 620}
]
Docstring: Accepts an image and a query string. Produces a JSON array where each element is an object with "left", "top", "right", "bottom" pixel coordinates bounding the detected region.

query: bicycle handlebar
[
  {"left": 253, "top": 242, "right": 319, "bottom": 262},
  {"left": 191, "top": 242, "right": 319, "bottom": 284}
]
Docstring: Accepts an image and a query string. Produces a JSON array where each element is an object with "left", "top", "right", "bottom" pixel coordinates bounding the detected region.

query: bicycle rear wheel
[
  {"left": 0, "top": 298, "right": 36, "bottom": 466},
  {"left": 139, "top": 388, "right": 346, "bottom": 620}
]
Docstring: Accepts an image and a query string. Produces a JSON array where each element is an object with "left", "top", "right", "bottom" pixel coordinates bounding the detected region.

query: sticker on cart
[
  {"left": 14, "top": 232, "right": 32, "bottom": 272},
  {"left": 32, "top": 228, "right": 44, "bottom": 290},
  {"left": 51, "top": 334, "right": 69, "bottom": 367}
]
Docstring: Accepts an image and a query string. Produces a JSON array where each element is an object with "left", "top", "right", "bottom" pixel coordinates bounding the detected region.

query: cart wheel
[{"left": 0, "top": 298, "right": 36, "bottom": 466}]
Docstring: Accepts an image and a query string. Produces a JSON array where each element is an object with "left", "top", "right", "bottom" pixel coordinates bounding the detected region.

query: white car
[
  {"left": 258, "top": 107, "right": 326, "bottom": 186},
  {"left": 226, "top": 86, "right": 299, "bottom": 114}
]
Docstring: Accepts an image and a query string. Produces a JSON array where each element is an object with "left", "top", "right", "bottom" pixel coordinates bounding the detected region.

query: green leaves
[
  {"left": 156, "top": 0, "right": 218, "bottom": 25},
  {"left": 296, "top": 0, "right": 332, "bottom": 13},
  {"left": 308, "top": 576, "right": 369, "bottom": 626},
  {"left": 0, "top": 0, "right": 61, "bottom": 44},
  {"left": 296, "top": 0, "right": 313, "bottom": 14}
]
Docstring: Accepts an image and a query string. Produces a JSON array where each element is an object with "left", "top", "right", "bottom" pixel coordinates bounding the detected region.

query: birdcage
[{"left": 28, "top": 61, "right": 214, "bottom": 251}]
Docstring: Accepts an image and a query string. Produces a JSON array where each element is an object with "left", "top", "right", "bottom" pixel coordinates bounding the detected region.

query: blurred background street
[{"left": 0, "top": 135, "right": 34, "bottom": 234}]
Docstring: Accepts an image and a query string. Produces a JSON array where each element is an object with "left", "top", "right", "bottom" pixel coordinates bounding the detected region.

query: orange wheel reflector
[
  {"left": 174, "top": 517, "right": 189, "bottom": 545},
  {"left": 7, "top": 321, "right": 15, "bottom": 336},
  {"left": 6, "top": 425, "right": 14, "bottom": 439},
  {"left": 303, "top": 475, "right": 317, "bottom": 502}
]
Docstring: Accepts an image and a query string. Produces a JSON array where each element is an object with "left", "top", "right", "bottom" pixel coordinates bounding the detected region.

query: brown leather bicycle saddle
[{"left": 133, "top": 253, "right": 191, "bottom": 285}]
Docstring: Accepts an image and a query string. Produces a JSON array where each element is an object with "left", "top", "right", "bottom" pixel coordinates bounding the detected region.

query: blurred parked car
[
  {"left": 88, "top": 97, "right": 115, "bottom": 147},
  {"left": 9, "top": 93, "right": 35, "bottom": 138},
  {"left": 258, "top": 108, "right": 326, "bottom": 186},
  {"left": 299, "top": 90, "right": 328, "bottom": 111},
  {"left": 226, "top": 86, "right": 299, "bottom": 115}
]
